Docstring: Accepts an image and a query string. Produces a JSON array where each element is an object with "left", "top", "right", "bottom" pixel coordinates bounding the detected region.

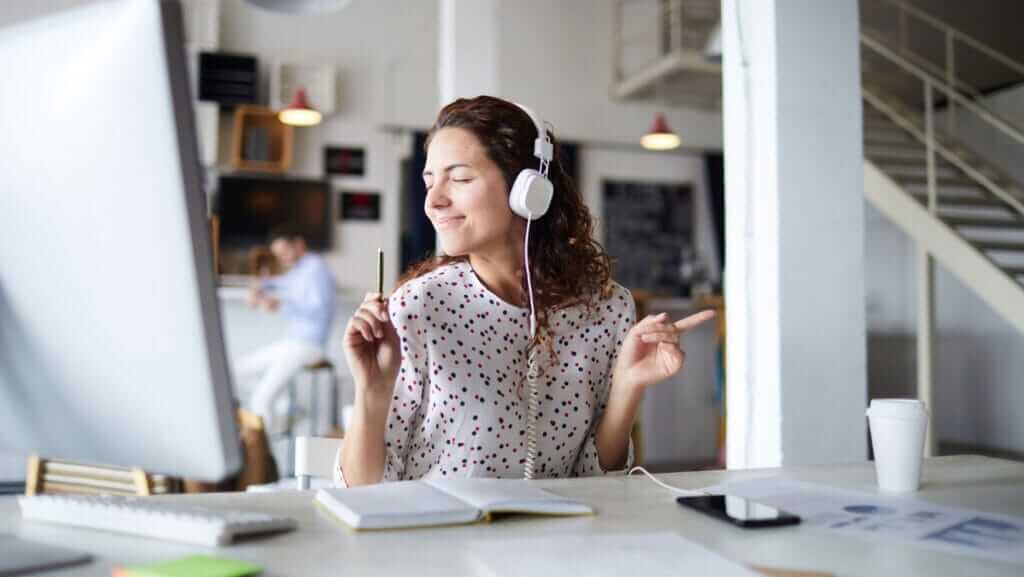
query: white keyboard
[{"left": 17, "top": 494, "right": 297, "bottom": 547}]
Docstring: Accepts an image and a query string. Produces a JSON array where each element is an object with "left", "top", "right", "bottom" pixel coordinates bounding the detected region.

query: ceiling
[
  {"left": 861, "top": 0, "right": 1024, "bottom": 96},
  {"left": 614, "top": 0, "right": 1024, "bottom": 111}
]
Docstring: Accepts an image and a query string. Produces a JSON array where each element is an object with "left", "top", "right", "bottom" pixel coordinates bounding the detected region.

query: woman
[{"left": 338, "top": 96, "right": 713, "bottom": 486}]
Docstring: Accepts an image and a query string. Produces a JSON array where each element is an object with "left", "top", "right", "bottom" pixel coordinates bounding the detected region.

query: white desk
[{"left": 2, "top": 455, "right": 1022, "bottom": 576}]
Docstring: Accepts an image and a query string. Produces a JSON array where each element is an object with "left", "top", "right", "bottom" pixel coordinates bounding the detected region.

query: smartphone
[{"left": 677, "top": 495, "right": 801, "bottom": 528}]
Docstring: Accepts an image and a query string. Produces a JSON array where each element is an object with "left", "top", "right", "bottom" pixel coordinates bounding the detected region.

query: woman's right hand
[{"left": 343, "top": 293, "right": 401, "bottom": 411}]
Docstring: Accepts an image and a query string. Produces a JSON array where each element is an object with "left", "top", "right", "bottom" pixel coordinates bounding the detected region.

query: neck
[{"left": 469, "top": 238, "right": 526, "bottom": 307}]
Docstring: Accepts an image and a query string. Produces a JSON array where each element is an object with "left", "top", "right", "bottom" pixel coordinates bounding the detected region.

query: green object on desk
[{"left": 122, "top": 555, "right": 262, "bottom": 577}]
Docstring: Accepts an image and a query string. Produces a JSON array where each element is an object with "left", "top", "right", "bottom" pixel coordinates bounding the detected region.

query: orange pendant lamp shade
[
  {"left": 278, "top": 88, "right": 322, "bottom": 127},
  {"left": 640, "top": 113, "right": 681, "bottom": 151}
]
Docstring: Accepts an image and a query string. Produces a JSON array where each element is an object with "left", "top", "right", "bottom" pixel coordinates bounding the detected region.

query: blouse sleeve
[
  {"left": 573, "top": 286, "right": 637, "bottom": 476},
  {"left": 333, "top": 287, "right": 428, "bottom": 487}
]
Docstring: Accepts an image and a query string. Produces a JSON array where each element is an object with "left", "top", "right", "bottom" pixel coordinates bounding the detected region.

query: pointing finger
[{"left": 673, "top": 310, "right": 716, "bottom": 333}]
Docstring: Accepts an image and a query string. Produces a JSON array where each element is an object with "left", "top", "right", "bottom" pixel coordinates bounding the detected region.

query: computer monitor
[{"left": 0, "top": 0, "right": 241, "bottom": 482}]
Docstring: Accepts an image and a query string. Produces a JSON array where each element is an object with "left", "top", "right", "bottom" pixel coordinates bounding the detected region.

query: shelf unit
[{"left": 230, "top": 106, "right": 294, "bottom": 173}]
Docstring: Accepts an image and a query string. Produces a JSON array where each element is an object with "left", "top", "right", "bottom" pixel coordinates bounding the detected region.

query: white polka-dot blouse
[{"left": 335, "top": 260, "right": 635, "bottom": 485}]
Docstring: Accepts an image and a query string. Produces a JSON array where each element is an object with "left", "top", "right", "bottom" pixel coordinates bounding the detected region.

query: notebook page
[
  {"left": 315, "top": 480, "right": 481, "bottom": 530},
  {"left": 424, "top": 478, "right": 593, "bottom": 516}
]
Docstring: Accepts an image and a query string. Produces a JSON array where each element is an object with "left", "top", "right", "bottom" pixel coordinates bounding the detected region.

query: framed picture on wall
[
  {"left": 324, "top": 146, "right": 366, "bottom": 176},
  {"left": 339, "top": 191, "right": 381, "bottom": 221}
]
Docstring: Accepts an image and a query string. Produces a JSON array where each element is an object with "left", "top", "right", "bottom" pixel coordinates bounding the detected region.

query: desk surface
[{"left": 3, "top": 455, "right": 1022, "bottom": 577}]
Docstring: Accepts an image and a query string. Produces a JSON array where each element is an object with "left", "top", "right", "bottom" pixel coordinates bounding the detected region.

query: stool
[{"left": 283, "top": 359, "right": 338, "bottom": 476}]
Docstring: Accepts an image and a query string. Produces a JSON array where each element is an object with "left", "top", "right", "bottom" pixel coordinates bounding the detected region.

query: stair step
[
  {"left": 868, "top": 151, "right": 933, "bottom": 165},
  {"left": 895, "top": 174, "right": 976, "bottom": 187},
  {"left": 864, "top": 131, "right": 911, "bottom": 143},
  {"left": 864, "top": 137, "right": 922, "bottom": 149},
  {"left": 863, "top": 116, "right": 894, "bottom": 127},
  {"left": 868, "top": 156, "right": 932, "bottom": 168},
  {"left": 944, "top": 216, "right": 1024, "bottom": 230},
  {"left": 911, "top": 193, "right": 1002, "bottom": 208},
  {"left": 864, "top": 129, "right": 914, "bottom": 142},
  {"left": 883, "top": 164, "right": 960, "bottom": 178},
  {"left": 974, "top": 240, "right": 1024, "bottom": 252},
  {"left": 863, "top": 118, "right": 896, "bottom": 127},
  {"left": 1005, "top": 267, "right": 1024, "bottom": 277}
]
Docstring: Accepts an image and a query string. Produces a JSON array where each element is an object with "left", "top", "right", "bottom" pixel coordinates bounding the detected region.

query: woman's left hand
[{"left": 613, "top": 310, "right": 717, "bottom": 392}]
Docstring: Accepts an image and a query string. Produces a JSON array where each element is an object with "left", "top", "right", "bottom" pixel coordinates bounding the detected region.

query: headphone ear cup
[{"left": 509, "top": 169, "right": 554, "bottom": 220}]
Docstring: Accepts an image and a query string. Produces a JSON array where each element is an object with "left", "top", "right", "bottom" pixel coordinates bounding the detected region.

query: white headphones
[{"left": 508, "top": 103, "right": 554, "bottom": 221}]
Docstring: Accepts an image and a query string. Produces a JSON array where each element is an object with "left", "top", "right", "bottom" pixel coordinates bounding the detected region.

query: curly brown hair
[{"left": 397, "top": 96, "right": 613, "bottom": 338}]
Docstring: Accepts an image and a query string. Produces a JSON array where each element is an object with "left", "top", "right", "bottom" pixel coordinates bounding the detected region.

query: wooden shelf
[{"left": 230, "top": 105, "right": 293, "bottom": 173}]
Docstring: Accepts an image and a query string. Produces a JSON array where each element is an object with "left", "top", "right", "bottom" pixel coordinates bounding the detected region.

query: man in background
[{"left": 234, "top": 225, "right": 337, "bottom": 431}]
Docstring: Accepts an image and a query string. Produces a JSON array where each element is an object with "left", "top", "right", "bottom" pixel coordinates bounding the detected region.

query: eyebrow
[{"left": 422, "top": 163, "right": 472, "bottom": 178}]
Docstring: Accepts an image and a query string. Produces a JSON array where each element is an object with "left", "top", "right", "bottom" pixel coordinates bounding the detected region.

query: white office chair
[{"left": 294, "top": 436, "right": 344, "bottom": 490}]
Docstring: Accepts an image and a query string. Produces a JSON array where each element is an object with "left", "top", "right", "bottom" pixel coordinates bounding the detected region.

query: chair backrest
[
  {"left": 294, "top": 436, "right": 344, "bottom": 490},
  {"left": 182, "top": 408, "right": 279, "bottom": 493}
]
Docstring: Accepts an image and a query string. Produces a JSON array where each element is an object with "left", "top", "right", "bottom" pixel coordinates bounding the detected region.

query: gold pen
[{"left": 376, "top": 248, "right": 383, "bottom": 302}]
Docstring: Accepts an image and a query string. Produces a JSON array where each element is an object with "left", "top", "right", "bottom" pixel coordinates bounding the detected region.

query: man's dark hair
[{"left": 267, "top": 223, "right": 307, "bottom": 245}]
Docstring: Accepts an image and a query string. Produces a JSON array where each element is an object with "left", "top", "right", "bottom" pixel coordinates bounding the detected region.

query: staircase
[
  {"left": 863, "top": 93, "right": 1024, "bottom": 283},
  {"left": 859, "top": 4, "right": 1024, "bottom": 336},
  {"left": 609, "top": 0, "right": 1024, "bottom": 333}
]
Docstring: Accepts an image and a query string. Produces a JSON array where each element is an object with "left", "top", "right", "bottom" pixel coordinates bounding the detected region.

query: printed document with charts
[{"left": 314, "top": 478, "right": 593, "bottom": 531}]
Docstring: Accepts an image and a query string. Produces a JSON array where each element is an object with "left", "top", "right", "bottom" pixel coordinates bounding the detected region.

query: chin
[
  {"left": 432, "top": 227, "right": 463, "bottom": 255},
  {"left": 439, "top": 240, "right": 470, "bottom": 257}
]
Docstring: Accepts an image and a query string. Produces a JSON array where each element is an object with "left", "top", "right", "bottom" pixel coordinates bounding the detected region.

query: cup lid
[{"left": 866, "top": 398, "right": 929, "bottom": 419}]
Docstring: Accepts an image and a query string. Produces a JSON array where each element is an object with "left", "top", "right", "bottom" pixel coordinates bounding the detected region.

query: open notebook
[{"left": 314, "top": 478, "right": 594, "bottom": 531}]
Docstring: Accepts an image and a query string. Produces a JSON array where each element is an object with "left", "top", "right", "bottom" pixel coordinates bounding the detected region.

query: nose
[{"left": 425, "top": 177, "right": 451, "bottom": 213}]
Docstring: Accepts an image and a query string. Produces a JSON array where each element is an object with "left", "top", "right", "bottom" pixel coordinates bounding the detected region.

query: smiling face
[{"left": 423, "top": 127, "right": 522, "bottom": 258}]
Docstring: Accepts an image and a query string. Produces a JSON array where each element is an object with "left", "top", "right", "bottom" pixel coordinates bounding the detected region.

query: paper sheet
[
  {"left": 466, "top": 532, "right": 765, "bottom": 577},
  {"left": 710, "top": 478, "right": 1024, "bottom": 564}
]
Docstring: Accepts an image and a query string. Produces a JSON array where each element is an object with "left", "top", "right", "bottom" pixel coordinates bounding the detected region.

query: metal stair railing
[
  {"left": 860, "top": 1, "right": 1024, "bottom": 456},
  {"left": 871, "top": 0, "right": 1024, "bottom": 95},
  {"left": 861, "top": 34, "right": 1024, "bottom": 221}
]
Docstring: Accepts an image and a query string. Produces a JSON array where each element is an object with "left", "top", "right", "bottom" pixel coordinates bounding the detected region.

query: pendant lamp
[
  {"left": 278, "top": 88, "right": 322, "bottom": 127},
  {"left": 641, "top": 113, "right": 681, "bottom": 151}
]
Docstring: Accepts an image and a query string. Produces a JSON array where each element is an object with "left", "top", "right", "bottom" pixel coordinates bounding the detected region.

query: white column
[
  {"left": 438, "top": 0, "right": 500, "bottom": 107},
  {"left": 436, "top": 0, "right": 501, "bottom": 255},
  {"left": 723, "top": 0, "right": 867, "bottom": 468}
]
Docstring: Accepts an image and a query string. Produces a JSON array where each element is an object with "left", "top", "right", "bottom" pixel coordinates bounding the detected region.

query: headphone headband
[
  {"left": 507, "top": 100, "right": 555, "bottom": 222},
  {"left": 513, "top": 102, "right": 554, "bottom": 169}
]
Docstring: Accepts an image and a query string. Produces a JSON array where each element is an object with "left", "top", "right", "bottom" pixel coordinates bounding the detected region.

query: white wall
[
  {"left": 495, "top": 0, "right": 722, "bottom": 150},
  {"left": 0, "top": 0, "right": 95, "bottom": 23},
  {"left": 216, "top": 0, "right": 438, "bottom": 293}
]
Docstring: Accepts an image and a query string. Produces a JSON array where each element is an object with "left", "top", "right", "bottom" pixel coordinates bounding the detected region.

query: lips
[{"left": 435, "top": 216, "right": 465, "bottom": 229}]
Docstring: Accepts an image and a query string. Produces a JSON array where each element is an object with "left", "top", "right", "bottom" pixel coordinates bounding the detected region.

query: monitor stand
[{"left": 0, "top": 535, "right": 92, "bottom": 575}]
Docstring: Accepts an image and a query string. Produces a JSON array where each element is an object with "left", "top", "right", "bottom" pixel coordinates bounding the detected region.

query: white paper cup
[{"left": 866, "top": 399, "right": 929, "bottom": 493}]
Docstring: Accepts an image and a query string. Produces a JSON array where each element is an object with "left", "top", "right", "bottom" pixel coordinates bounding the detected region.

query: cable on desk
[{"left": 627, "top": 466, "right": 714, "bottom": 497}]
